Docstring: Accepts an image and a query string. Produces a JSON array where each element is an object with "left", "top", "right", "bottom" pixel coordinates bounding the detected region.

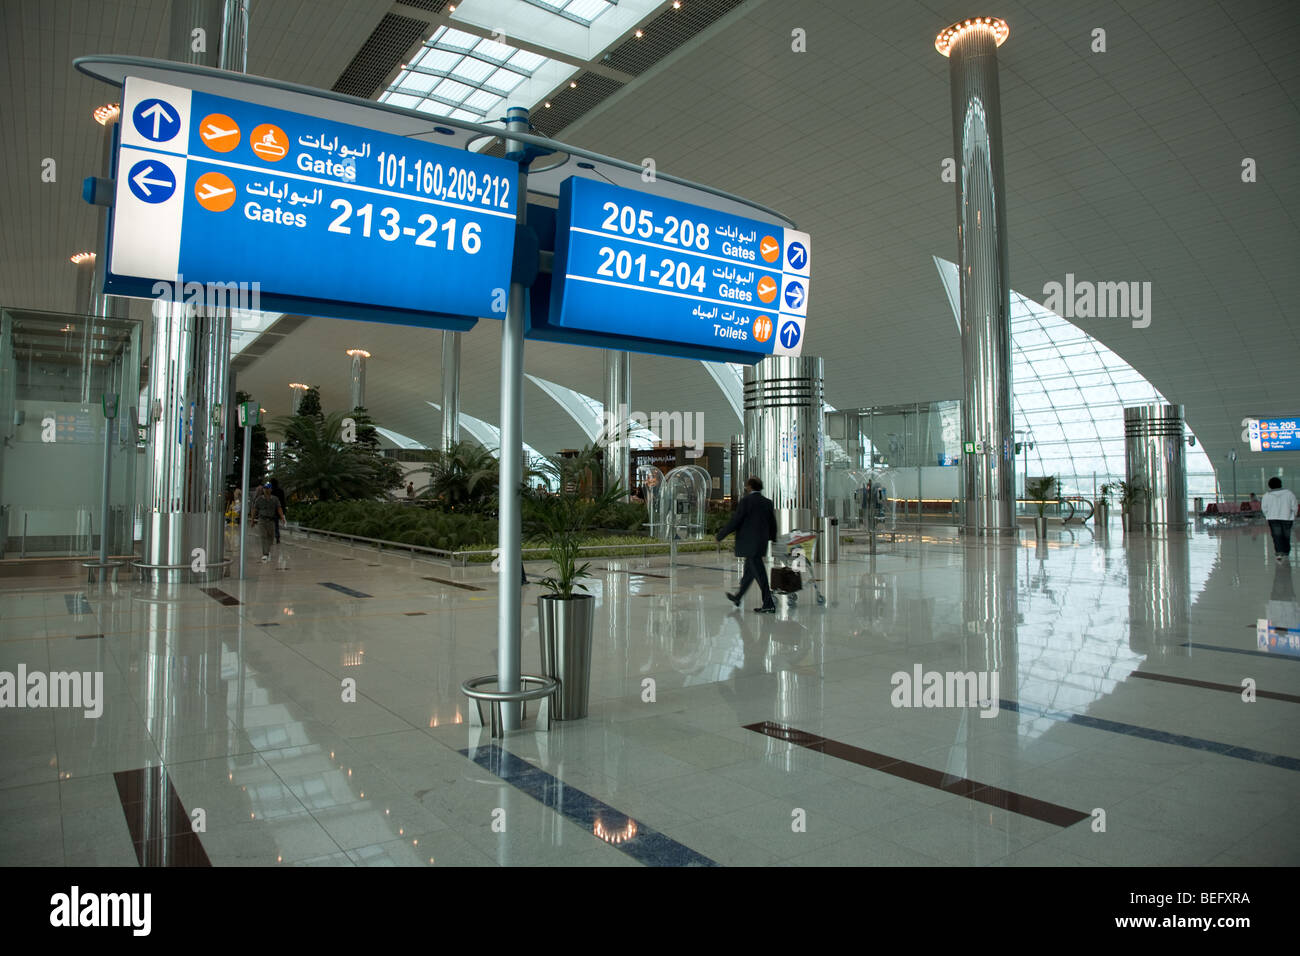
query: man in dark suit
[{"left": 716, "top": 476, "right": 778, "bottom": 613}]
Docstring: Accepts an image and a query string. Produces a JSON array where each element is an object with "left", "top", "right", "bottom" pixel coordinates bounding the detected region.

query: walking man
[
  {"left": 1262, "top": 477, "right": 1298, "bottom": 563},
  {"left": 716, "top": 476, "right": 777, "bottom": 613},
  {"left": 252, "top": 484, "right": 284, "bottom": 563}
]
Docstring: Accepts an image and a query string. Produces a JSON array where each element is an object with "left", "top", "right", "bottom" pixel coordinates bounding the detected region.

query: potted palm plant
[
  {"left": 1095, "top": 483, "right": 1112, "bottom": 532},
  {"left": 1116, "top": 479, "right": 1147, "bottom": 532},
  {"left": 1025, "top": 475, "right": 1057, "bottom": 539},
  {"left": 522, "top": 443, "right": 624, "bottom": 720}
]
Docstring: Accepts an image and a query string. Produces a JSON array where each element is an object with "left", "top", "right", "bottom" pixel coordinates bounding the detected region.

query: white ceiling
[{"left": 2, "top": 0, "right": 1298, "bottom": 477}]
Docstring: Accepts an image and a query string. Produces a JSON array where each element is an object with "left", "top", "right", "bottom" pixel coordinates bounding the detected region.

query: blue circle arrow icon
[
  {"left": 779, "top": 321, "right": 802, "bottom": 350},
  {"left": 131, "top": 98, "right": 181, "bottom": 142},
  {"left": 127, "top": 160, "right": 176, "bottom": 203},
  {"left": 783, "top": 280, "right": 805, "bottom": 310},
  {"left": 786, "top": 241, "right": 807, "bottom": 270}
]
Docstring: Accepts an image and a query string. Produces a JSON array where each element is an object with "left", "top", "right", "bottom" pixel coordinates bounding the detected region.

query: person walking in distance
[
  {"left": 270, "top": 477, "right": 287, "bottom": 543},
  {"left": 1261, "top": 477, "right": 1298, "bottom": 563},
  {"left": 252, "top": 484, "right": 284, "bottom": 563},
  {"left": 716, "top": 476, "right": 778, "bottom": 613}
]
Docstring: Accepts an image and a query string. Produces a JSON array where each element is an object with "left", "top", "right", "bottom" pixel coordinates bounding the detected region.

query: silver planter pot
[
  {"left": 1033, "top": 515, "right": 1048, "bottom": 539},
  {"left": 538, "top": 593, "right": 595, "bottom": 721}
]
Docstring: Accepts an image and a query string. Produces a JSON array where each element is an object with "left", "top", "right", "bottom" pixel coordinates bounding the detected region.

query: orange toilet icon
[{"left": 250, "top": 123, "right": 288, "bottom": 161}]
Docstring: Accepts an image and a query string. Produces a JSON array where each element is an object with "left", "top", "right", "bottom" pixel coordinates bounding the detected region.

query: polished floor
[{"left": 1, "top": 519, "right": 1297, "bottom": 867}]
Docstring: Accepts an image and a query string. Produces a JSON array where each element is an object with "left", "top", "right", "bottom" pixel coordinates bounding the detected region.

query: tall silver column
[
  {"left": 347, "top": 349, "right": 368, "bottom": 409},
  {"left": 1124, "top": 404, "right": 1187, "bottom": 529},
  {"left": 603, "top": 350, "right": 630, "bottom": 499},
  {"left": 729, "top": 434, "right": 744, "bottom": 502},
  {"left": 440, "top": 331, "right": 460, "bottom": 449},
  {"left": 743, "top": 356, "right": 824, "bottom": 536},
  {"left": 139, "top": 0, "right": 245, "bottom": 583},
  {"left": 939, "top": 18, "right": 1016, "bottom": 536}
]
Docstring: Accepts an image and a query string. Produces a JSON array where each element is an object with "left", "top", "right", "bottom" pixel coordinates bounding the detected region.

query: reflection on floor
[{"left": 0, "top": 521, "right": 1296, "bottom": 866}]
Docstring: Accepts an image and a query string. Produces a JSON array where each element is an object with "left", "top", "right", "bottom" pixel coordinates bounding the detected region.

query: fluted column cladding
[{"left": 943, "top": 19, "right": 1016, "bottom": 535}]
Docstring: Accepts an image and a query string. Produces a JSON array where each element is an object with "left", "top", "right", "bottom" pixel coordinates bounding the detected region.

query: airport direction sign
[
  {"left": 543, "top": 177, "right": 810, "bottom": 361},
  {"left": 1246, "top": 417, "right": 1300, "bottom": 452},
  {"left": 106, "top": 76, "right": 519, "bottom": 327}
]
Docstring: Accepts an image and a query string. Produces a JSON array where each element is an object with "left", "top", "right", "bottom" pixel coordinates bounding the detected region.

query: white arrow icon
[
  {"left": 786, "top": 285, "right": 804, "bottom": 307},
  {"left": 132, "top": 164, "right": 172, "bottom": 197},
  {"left": 789, "top": 246, "right": 806, "bottom": 267},
  {"left": 202, "top": 122, "right": 237, "bottom": 141},
  {"left": 196, "top": 182, "right": 234, "bottom": 201},
  {"left": 140, "top": 102, "right": 174, "bottom": 139}
]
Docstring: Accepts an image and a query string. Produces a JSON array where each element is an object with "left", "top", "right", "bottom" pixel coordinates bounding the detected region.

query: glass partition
[
  {"left": 826, "top": 400, "right": 963, "bottom": 522},
  {"left": 0, "top": 308, "right": 141, "bottom": 559}
]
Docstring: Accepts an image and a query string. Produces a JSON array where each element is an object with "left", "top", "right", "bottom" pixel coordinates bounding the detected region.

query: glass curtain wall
[{"left": 0, "top": 308, "right": 140, "bottom": 559}]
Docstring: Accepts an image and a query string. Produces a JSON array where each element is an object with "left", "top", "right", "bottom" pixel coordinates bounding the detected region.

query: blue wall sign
[
  {"left": 1247, "top": 418, "right": 1300, "bottom": 452},
  {"left": 538, "top": 177, "right": 809, "bottom": 362},
  {"left": 106, "top": 76, "right": 519, "bottom": 328}
]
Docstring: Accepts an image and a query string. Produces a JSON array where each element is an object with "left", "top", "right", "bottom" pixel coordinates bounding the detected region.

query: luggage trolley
[{"left": 770, "top": 530, "right": 826, "bottom": 607}]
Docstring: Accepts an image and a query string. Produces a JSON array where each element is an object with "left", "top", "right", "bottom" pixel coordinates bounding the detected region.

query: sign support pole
[
  {"left": 239, "top": 422, "right": 251, "bottom": 580},
  {"left": 98, "top": 396, "right": 118, "bottom": 569},
  {"left": 497, "top": 106, "right": 531, "bottom": 732}
]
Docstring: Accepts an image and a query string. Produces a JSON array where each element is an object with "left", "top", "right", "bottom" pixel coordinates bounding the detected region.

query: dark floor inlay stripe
[
  {"left": 1184, "top": 641, "right": 1300, "bottom": 662},
  {"left": 113, "top": 767, "right": 212, "bottom": 867},
  {"left": 1131, "top": 670, "right": 1300, "bottom": 704},
  {"left": 319, "top": 582, "right": 372, "bottom": 598},
  {"left": 1001, "top": 700, "right": 1300, "bottom": 771},
  {"left": 75, "top": 634, "right": 105, "bottom": 640},
  {"left": 199, "top": 587, "right": 241, "bottom": 606},
  {"left": 601, "top": 567, "right": 670, "bottom": 579},
  {"left": 461, "top": 745, "right": 719, "bottom": 866},
  {"left": 422, "top": 576, "right": 485, "bottom": 592},
  {"left": 744, "top": 721, "right": 1089, "bottom": 828},
  {"left": 404, "top": 611, "right": 427, "bottom": 616},
  {"left": 64, "top": 593, "right": 92, "bottom": 615}
]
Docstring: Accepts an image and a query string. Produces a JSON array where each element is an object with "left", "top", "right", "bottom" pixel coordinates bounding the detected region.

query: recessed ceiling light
[
  {"left": 93, "top": 104, "right": 119, "bottom": 125},
  {"left": 346, "top": 349, "right": 371, "bottom": 358},
  {"left": 70, "top": 252, "right": 96, "bottom": 264},
  {"left": 635, "top": 29, "right": 643, "bottom": 38}
]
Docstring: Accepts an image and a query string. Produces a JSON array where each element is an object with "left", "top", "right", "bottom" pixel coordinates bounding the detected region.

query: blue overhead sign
[
  {"left": 1247, "top": 418, "right": 1300, "bottom": 452},
  {"left": 539, "top": 177, "right": 809, "bottom": 362},
  {"left": 105, "top": 77, "right": 518, "bottom": 327}
]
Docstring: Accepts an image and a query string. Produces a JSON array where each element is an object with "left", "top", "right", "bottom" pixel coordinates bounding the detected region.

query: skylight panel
[
  {"left": 484, "top": 67, "right": 527, "bottom": 93},
  {"left": 463, "top": 89, "right": 502, "bottom": 114},
  {"left": 399, "top": 70, "right": 438, "bottom": 94},
  {"left": 434, "top": 78, "right": 475, "bottom": 103},
  {"left": 440, "top": 28, "right": 480, "bottom": 50},
  {"left": 384, "top": 93, "right": 422, "bottom": 110},
  {"left": 418, "top": 48, "right": 462, "bottom": 72},
  {"left": 475, "top": 38, "right": 516, "bottom": 62},
  {"left": 451, "top": 57, "right": 495, "bottom": 84},
  {"left": 509, "top": 50, "right": 547, "bottom": 72}
]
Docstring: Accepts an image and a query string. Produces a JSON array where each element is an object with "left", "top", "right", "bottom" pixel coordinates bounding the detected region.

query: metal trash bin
[
  {"left": 537, "top": 595, "right": 594, "bottom": 720},
  {"left": 818, "top": 516, "right": 839, "bottom": 563},
  {"left": 1194, "top": 497, "right": 1204, "bottom": 515}
]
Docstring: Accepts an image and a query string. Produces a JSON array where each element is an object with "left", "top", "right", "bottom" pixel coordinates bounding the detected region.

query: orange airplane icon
[
  {"left": 250, "top": 123, "right": 288, "bottom": 161},
  {"left": 759, "top": 235, "right": 780, "bottom": 263},
  {"left": 194, "top": 171, "right": 237, "bottom": 212},
  {"left": 756, "top": 275, "right": 778, "bottom": 303},
  {"left": 753, "top": 315, "right": 773, "bottom": 343},
  {"left": 199, "top": 113, "right": 240, "bottom": 152}
]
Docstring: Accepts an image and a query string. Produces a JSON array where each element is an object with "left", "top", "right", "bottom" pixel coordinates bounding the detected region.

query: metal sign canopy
[{"left": 74, "top": 55, "right": 796, "bottom": 228}]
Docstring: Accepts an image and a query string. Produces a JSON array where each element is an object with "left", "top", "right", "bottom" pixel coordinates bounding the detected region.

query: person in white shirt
[{"left": 1261, "top": 477, "right": 1298, "bottom": 562}]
